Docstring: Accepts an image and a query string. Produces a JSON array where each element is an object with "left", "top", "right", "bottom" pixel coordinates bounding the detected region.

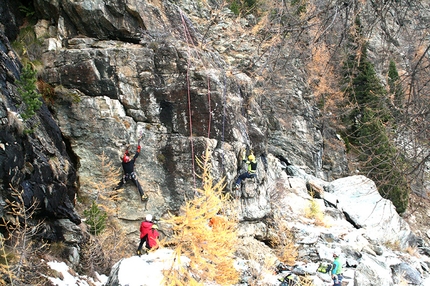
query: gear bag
[{"left": 317, "top": 261, "right": 333, "bottom": 273}]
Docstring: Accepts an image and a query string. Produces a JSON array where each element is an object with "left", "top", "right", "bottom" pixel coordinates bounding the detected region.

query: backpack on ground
[{"left": 317, "top": 261, "right": 332, "bottom": 273}]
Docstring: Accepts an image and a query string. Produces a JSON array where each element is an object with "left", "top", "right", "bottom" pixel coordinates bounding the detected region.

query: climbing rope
[
  {"left": 221, "top": 72, "right": 227, "bottom": 173},
  {"left": 178, "top": 7, "right": 236, "bottom": 190},
  {"left": 179, "top": 8, "right": 216, "bottom": 190},
  {"left": 207, "top": 75, "right": 212, "bottom": 139},
  {"left": 179, "top": 9, "right": 197, "bottom": 188}
]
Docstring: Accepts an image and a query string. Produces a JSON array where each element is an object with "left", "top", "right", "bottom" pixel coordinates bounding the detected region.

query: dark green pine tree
[
  {"left": 84, "top": 201, "right": 107, "bottom": 235},
  {"left": 341, "top": 17, "right": 409, "bottom": 213},
  {"left": 388, "top": 59, "right": 404, "bottom": 108}
]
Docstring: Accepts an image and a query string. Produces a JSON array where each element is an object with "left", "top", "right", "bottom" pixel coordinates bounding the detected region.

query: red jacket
[
  {"left": 147, "top": 228, "right": 160, "bottom": 249},
  {"left": 140, "top": 221, "right": 153, "bottom": 239}
]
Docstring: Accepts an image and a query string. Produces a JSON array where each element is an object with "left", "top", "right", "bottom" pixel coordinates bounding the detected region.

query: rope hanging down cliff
[
  {"left": 179, "top": 8, "right": 217, "bottom": 189},
  {"left": 180, "top": 9, "right": 197, "bottom": 188}
]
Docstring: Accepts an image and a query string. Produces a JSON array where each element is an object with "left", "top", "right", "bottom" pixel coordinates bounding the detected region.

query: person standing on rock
[
  {"left": 115, "top": 137, "right": 147, "bottom": 201},
  {"left": 331, "top": 248, "right": 343, "bottom": 286},
  {"left": 137, "top": 214, "right": 156, "bottom": 256}
]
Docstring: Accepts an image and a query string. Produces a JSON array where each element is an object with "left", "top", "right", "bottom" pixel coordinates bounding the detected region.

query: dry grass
[
  {"left": 304, "top": 197, "right": 325, "bottom": 227},
  {"left": 405, "top": 245, "right": 419, "bottom": 257},
  {"left": 384, "top": 240, "right": 401, "bottom": 252},
  {"left": 267, "top": 213, "right": 298, "bottom": 266},
  {"left": 6, "top": 110, "right": 24, "bottom": 135},
  {"left": 0, "top": 186, "right": 51, "bottom": 285},
  {"left": 236, "top": 240, "right": 278, "bottom": 286}
]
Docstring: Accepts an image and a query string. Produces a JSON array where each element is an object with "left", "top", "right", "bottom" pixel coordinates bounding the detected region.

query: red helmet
[{"left": 123, "top": 155, "right": 131, "bottom": 163}]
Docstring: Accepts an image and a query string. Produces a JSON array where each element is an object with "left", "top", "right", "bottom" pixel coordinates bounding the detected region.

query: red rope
[
  {"left": 180, "top": 11, "right": 197, "bottom": 188},
  {"left": 179, "top": 10, "right": 215, "bottom": 190},
  {"left": 207, "top": 76, "right": 211, "bottom": 138}
]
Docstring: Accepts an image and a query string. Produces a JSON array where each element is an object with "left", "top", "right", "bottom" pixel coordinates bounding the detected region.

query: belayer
[
  {"left": 115, "top": 137, "right": 147, "bottom": 201},
  {"left": 234, "top": 152, "right": 257, "bottom": 190},
  {"left": 137, "top": 214, "right": 160, "bottom": 256}
]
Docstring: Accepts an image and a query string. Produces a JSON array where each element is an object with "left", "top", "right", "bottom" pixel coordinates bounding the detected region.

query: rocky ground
[{"left": 403, "top": 193, "right": 430, "bottom": 247}]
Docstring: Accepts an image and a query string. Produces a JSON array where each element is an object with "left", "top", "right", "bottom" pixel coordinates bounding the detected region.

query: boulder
[{"left": 324, "top": 175, "right": 412, "bottom": 247}]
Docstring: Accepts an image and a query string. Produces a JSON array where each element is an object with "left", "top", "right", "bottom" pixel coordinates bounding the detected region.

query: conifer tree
[
  {"left": 163, "top": 147, "right": 239, "bottom": 285},
  {"left": 83, "top": 201, "right": 107, "bottom": 235},
  {"left": 341, "top": 17, "right": 409, "bottom": 213},
  {"left": 388, "top": 59, "right": 404, "bottom": 108}
]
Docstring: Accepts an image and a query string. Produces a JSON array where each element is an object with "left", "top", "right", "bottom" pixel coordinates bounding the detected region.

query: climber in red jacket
[
  {"left": 137, "top": 214, "right": 159, "bottom": 256},
  {"left": 115, "top": 138, "right": 147, "bottom": 201}
]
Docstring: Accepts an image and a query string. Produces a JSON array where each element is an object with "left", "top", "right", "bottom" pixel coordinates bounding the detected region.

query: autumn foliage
[{"left": 163, "top": 148, "right": 239, "bottom": 285}]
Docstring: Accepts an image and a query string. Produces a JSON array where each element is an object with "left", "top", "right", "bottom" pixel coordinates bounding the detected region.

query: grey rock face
[{"left": 30, "top": 0, "right": 347, "bottom": 229}]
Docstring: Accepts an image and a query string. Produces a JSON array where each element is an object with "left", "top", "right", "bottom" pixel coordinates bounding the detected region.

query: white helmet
[
  {"left": 145, "top": 214, "right": 153, "bottom": 222},
  {"left": 333, "top": 247, "right": 341, "bottom": 256}
]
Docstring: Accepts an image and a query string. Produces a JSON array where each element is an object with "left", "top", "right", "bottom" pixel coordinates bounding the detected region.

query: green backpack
[{"left": 317, "top": 261, "right": 333, "bottom": 273}]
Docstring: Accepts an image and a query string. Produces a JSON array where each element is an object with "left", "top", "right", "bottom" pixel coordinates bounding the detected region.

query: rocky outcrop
[
  {"left": 102, "top": 174, "right": 430, "bottom": 285},
  {"left": 28, "top": 0, "right": 347, "bottom": 225},
  {"left": 0, "top": 29, "right": 80, "bottom": 228}
]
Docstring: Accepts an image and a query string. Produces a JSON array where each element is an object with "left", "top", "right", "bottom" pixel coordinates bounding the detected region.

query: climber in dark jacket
[{"left": 115, "top": 139, "right": 147, "bottom": 201}]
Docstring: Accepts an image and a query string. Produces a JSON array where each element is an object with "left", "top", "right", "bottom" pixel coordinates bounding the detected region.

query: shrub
[
  {"left": 0, "top": 187, "right": 51, "bottom": 285},
  {"left": 17, "top": 63, "right": 42, "bottom": 120},
  {"left": 78, "top": 152, "right": 129, "bottom": 276},
  {"left": 228, "top": 0, "right": 258, "bottom": 15},
  {"left": 83, "top": 201, "right": 107, "bottom": 235},
  {"left": 388, "top": 59, "right": 404, "bottom": 108},
  {"left": 267, "top": 212, "right": 298, "bottom": 266}
]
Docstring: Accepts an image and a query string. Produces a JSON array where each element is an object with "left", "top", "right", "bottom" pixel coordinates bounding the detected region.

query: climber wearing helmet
[
  {"left": 234, "top": 153, "right": 257, "bottom": 190},
  {"left": 137, "top": 214, "right": 156, "bottom": 256},
  {"left": 115, "top": 137, "right": 147, "bottom": 201}
]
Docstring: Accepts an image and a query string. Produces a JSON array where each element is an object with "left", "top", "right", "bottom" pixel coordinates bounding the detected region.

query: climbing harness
[{"left": 123, "top": 172, "right": 137, "bottom": 182}]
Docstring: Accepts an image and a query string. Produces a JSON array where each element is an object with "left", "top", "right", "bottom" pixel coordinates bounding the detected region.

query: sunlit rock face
[{"left": 30, "top": 0, "right": 347, "bottom": 228}]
